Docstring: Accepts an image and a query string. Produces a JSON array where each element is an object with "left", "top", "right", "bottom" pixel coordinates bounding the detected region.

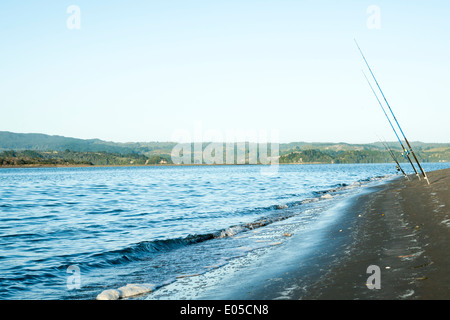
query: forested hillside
[{"left": 0, "top": 131, "right": 448, "bottom": 166}]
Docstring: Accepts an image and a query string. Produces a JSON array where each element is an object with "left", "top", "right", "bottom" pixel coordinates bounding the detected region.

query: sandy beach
[
  {"left": 293, "top": 168, "right": 450, "bottom": 300},
  {"left": 192, "top": 168, "right": 450, "bottom": 301}
]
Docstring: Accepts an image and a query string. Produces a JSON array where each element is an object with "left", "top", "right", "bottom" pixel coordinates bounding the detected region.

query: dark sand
[
  {"left": 221, "top": 168, "right": 450, "bottom": 300},
  {"left": 298, "top": 168, "right": 450, "bottom": 300}
]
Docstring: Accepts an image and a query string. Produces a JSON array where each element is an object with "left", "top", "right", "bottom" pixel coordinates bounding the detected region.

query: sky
[{"left": 0, "top": 0, "right": 449, "bottom": 144}]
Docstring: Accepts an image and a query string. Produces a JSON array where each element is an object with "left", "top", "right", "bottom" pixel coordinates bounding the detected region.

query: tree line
[
  {"left": 279, "top": 148, "right": 442, "bottom": 164},
  {"left": 0, "top": 147, "right": 448, "bottom": 167},
  {"left": 0, "top": 150, "right": 171, "bottom": 166}
]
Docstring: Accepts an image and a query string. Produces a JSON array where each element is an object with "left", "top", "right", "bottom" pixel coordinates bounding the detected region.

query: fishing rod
[
  {"left": 379, "top": 138, "right": 410, "bottom": 180},
  {"left": 362, "top": 70, "right": 420, "bottom": 179},
  {"left": 355, "top": 39, "right": 430, "bottom": 184}
]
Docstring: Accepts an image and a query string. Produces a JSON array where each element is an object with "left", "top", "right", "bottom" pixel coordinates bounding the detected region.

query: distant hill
[
  {"left": 0, "top": 131, "right": 177, "bottom": 157},
  {"left": 0, "top": 131, "right": 449, "bottom": 164}
]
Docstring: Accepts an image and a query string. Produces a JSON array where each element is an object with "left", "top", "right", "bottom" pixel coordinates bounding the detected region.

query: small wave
[
  {"left": 312, "top": 183, "right": 348, "bottom": 195},
  {"left": 311, "top": 175, "right": 390, "bottom": 197},
  {"left": 88, "top": 233, "right": 217, "bottom": 267},
  {"left": 216, "top": 225, "right": 246, "bottom": 238},
  {"left": 300, "top": 198, "right": 319, "bottom": 204}
]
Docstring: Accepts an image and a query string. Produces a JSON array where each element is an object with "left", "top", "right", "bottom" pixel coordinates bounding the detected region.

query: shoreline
[
  {"left": 142, "top": 175, "right": 397, "bottom": 300},
  {"left": 247, "top": 168, "right": 450, "bottom": 300},
  {"left": 165, "top": 168, "right": 449, "bottom": 300},
  {"left": 1, "top": 162, "right": 448, "bottom": 169},
  {"left": 302, "top": 168, "right": 450, "bottom": 299}
]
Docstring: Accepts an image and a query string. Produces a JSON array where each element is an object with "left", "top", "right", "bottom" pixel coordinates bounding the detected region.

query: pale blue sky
[{"left": 0, "top": 1, "right": 449, "bottom": 143}]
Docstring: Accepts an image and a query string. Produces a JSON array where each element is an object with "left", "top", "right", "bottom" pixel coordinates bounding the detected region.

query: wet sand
[
  {"left": 216, "top": 168, "right": 450, "bottom": 300},
  {"left": 145, "top": 168, "right": 450, "bottom": 301},
  {"left": 297, "top": 168, "right": 450, "bottom": 300}
]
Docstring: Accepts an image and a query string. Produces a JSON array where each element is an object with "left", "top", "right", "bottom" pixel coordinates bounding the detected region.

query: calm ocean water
[{"left": 1, "top": 163, "right": 449, "bottom": 299}]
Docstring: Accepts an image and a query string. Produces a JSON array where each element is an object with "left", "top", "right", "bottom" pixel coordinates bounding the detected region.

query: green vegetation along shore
[
  {"left": 0, "top": 131, "right": 448, "bottom": 167},
  {"left": 1, "top": 147, "right": 448, "bottom": 167},
  {"left": 0, "top": 150, "right": 169, "bottom": 167}
]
